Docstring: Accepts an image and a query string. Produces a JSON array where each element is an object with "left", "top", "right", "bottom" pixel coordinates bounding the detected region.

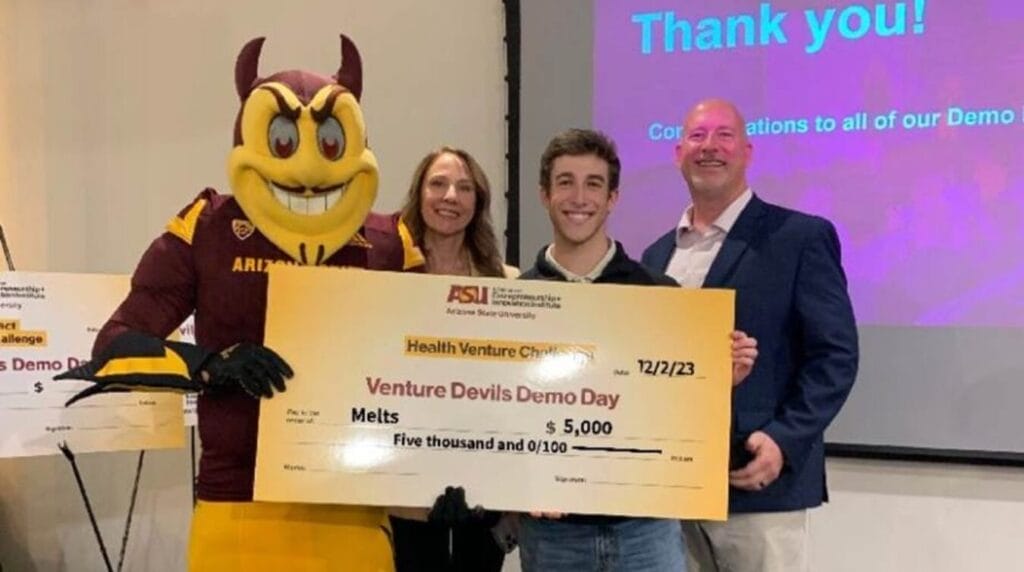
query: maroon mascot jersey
[{"left": 95, "top": 189, "right": 422, "bottom": 500}]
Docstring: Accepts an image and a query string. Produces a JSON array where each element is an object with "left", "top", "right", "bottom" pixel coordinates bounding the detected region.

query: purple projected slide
[{"left": 594, "top": 0, "right": 1024, "bottom": 328}]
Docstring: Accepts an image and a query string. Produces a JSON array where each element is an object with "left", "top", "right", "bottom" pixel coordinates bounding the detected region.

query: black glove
[
  {"left": 202, "top": 342, "right": 293, "bottom": 399},
  {"left": 428, "top": 486, "right": 501, "bottom": 528}
]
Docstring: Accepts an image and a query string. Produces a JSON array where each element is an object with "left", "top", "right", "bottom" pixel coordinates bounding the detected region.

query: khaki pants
[{"left": 682, "top": 510, "right": 809, "bottom": 572}]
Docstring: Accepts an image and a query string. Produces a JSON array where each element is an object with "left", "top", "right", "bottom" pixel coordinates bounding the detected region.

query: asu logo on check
[{"left": 447, "top": 285, "right": 489, "bottom": 305}]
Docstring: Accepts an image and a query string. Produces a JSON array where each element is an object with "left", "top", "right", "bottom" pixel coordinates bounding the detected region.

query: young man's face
[{"left": 541, "top": 153, "right": 618, "bottom": 249}]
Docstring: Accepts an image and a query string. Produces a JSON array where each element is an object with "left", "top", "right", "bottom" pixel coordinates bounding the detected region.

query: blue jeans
[{"left": 519, "top": 517, "right": 686, "bottom": 572}]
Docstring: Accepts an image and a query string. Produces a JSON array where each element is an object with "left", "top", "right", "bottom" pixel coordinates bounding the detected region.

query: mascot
[{"left": 56, "top": 36, "right": 422, "bottom": 571}]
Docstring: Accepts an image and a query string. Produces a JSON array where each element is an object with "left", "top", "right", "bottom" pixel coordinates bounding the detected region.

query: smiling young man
[
  {"left": 517, "top": 128, "right": 682, "bottom": 571},
  {"left": 520, "top": 129, "right": 676, "bottom": 287}
]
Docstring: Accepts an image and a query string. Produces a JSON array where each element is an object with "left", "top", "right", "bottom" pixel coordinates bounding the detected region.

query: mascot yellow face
[{"left": 228, "top": 36, "right": 377, "bottom": 265}]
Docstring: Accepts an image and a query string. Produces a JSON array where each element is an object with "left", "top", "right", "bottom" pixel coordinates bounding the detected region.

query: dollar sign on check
[
  {"left": 34, "top": 381, "right": 44, "bottom": 393},
  {"left": 545, "top": 420, "right": 555, "bottom": 434}
]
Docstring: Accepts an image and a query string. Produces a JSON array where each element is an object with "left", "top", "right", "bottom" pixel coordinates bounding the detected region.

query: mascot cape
[{"left": 55, "top": 36, "right": 423, "bottom": 571}]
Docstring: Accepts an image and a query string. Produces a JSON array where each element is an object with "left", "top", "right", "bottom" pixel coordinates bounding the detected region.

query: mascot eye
[
  {"left": 268, "top": 115, "right": 299, "bottom": 158},
  {"left": 317, "top": 117, "right": 346, "bottom": 161}
]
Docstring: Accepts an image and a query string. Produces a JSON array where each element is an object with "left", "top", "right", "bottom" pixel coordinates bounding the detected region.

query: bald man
[{"left": 642, "top": 99, "right": 859, "bottom": 572}]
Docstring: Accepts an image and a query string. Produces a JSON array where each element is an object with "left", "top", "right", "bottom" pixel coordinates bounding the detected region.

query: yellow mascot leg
[{"left": 188, "top": 501, "right": 394, "bottom": 572}]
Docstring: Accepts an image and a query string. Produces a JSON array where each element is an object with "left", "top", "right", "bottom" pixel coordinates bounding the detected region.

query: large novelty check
[
  {"left": 0, "top": 271, "right": 185, "bottom": 458},
  {"left": 254, "top": 266, "right": 734, "bottom": 520}
]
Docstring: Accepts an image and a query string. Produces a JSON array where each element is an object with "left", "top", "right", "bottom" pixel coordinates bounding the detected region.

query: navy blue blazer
[{"left": 642, "top": 194, "right": 858, "bottom": 513}]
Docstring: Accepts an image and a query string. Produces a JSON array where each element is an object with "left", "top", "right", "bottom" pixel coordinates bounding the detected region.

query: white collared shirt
[
  {"left": 665, "top": 189, "right": 752, "bottom": 288},
  {"left": 544, "top": 240, "right": 617, "bottom": 283}
]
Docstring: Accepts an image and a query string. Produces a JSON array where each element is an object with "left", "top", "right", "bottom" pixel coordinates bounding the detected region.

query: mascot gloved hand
[
  {"left": 55, "top": 331, "right": 293, "bottom": 405},
  {"left": 428, "top": 486, "right": 502, "bottom": 529}
]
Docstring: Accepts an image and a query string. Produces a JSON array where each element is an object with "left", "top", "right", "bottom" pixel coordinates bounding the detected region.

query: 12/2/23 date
[{"left": 636, "top": 359, "right": 695, "bottom": 377}]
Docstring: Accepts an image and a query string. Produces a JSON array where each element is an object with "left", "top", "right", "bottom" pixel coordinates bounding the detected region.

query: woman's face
[{"left": 420, "top": 152, "right": 477, "bottom": 238}]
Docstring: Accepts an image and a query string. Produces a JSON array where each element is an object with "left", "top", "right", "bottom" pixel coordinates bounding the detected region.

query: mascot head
[{"left": 228, "top": 35, "right": 378, "bottom": 265}]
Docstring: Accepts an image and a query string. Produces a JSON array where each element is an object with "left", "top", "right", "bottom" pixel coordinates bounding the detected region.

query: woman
[
  {"left": 391, "top": 146, "right": 516, "bottom": 571},
  {"left": 400, "top": 146, "right": 517, "bottom": 279}
]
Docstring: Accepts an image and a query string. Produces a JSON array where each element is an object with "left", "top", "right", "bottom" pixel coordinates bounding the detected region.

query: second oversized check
[{"left": 254, "top": 266, "right": 734, "bottom": 520}]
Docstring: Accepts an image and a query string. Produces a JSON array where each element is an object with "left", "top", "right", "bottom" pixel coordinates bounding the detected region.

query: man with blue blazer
[{"left": 642, "top": 99, "right": 859, "bottom": 572}]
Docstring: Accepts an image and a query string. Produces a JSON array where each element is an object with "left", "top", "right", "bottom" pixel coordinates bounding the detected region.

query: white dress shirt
[{"left": 665, "top": 189, "right": 752, "bottom": 288}]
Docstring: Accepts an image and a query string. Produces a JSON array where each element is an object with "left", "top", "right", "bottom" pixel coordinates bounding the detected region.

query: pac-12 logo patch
[{"left": 232, "top": 219, "right": 255, "bottom": 241}]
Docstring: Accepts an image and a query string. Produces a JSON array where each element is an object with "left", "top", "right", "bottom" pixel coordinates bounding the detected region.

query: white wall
[
  {"left": 2, "top": 2, "right": 1023, "bottom": 571},
  {"left": 811, "top": 459, "right": 1024, "bottom": 571},
  {"left": 0, "top": 446, "right": 194, "bottom": 571},
  {"left": 0, "top": 0, "right": 507, "bottom": 274}
]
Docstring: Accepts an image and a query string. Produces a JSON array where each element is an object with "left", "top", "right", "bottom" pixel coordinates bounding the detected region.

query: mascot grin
[{"left": 228, "top": 36, "right": 378, "bottom": 264}]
